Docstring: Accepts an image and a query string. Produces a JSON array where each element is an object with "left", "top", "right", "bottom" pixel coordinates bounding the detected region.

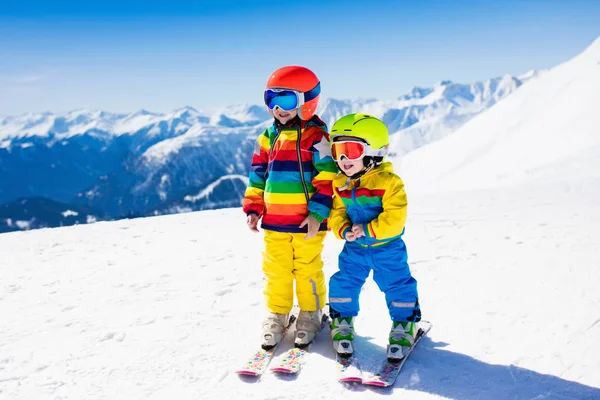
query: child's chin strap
[{"left": 340, "top": 157, "right": 376, "bottom": 180}]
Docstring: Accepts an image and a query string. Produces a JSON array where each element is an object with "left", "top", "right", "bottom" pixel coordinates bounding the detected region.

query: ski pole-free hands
[
  {"left": 247, "top": 214, "right": 260, "bottom": 232},
  {"left": 299, "top": 215, "right": 320, "bottom": 240},
  {"left": 345, "top": 224, "right": 365, "bottom": 242},
  {"left": 352, "top": 224, "right": 365, "bottom": 238}
]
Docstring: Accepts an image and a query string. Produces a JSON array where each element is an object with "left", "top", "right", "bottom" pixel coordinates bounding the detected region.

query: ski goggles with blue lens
[{"left": 264, "top": 82, "right": 321, "bottom": 111}]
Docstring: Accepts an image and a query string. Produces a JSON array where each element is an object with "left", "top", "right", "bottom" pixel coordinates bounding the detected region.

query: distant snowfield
[{"left": 1, "top": 177, "right": 599, "bottom": 399}]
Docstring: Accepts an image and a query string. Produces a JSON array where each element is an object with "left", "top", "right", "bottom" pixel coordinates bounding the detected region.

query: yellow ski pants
[{"left": 262, "top": 230, "right": 327, "bottom": 314}]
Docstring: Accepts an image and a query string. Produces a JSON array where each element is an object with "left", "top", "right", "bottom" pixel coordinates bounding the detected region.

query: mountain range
[{"left": 0, "top": 71, "right": 538, "bottom": 232}]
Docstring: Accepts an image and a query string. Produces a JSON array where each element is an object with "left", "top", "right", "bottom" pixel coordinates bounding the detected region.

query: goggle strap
[
  {"left": 364, "top": 146, "right": 388, "bottom": 157},
  {"left": 303, "top": 82, "right": 321, "bottom": 102}
]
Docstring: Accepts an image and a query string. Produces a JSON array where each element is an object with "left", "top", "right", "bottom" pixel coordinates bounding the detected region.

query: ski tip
[
  {"left": 270, "top": 367, "right": 295, "bottom": 374},
  {"left": 235, "top": 370, "right": 260, "bottom": 377},
  {"left": 339, "top": 376, "right": 363, "bottom": 383},
  {"left": 362, "top": 380, "right": 388, "bottom": 387},
  {"left": 418, "top": 320, "right": 433, "bottom": 330}
]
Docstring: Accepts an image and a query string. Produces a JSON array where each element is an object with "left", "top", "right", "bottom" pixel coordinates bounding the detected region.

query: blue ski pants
[{"left": 328, "top": 239, "right": 421, "bottom": 322}]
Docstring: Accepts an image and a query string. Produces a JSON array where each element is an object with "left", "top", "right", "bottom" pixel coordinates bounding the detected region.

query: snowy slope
[
  {"left": 1, "top": 178, "right": 599, "bottom": 399},
  {"left": 398, "top": 38, "right": 600, "bottom": 193}
]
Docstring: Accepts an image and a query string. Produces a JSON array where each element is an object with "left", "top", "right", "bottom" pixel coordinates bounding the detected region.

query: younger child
[
  {"left": 243, "top": 66, "right": 337, "bottom": 349},
  {"left": 327, "top": 113, "right": 422, "bottom": 362}
]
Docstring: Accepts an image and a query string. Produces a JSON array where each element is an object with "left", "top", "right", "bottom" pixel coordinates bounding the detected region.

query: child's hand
[
  {"left": 345, "top": 230, "right": 357, "bottom": 242},
  {"left": 247, "top": 214, "right": 260, "bottom": 232},
  {"left": 352, "top": 224, "right": 365, "bottom": 238},
  {"left": 299, "top": 215, "right": 320, "bottom": 240}
]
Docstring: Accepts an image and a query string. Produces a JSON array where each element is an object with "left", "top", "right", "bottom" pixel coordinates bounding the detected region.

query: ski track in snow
[{"left": 1, "top": 179, "right": 599, "bottom": 399}]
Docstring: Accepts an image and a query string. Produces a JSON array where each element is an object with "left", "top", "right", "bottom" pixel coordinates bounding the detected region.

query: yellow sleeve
[
  {"left": 329, "top": 187, "right": 352, "bottom": 240},
  {"left": 365, "top": 175, "right": 407, "bottom": 240}
]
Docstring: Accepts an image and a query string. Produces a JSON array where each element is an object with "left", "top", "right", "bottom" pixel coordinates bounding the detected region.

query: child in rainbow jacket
[
  {"left": 327, "top": 113, "right": 422, "bottom": 362},
  {"left": 243, "top": 66, "right": 337, "bottom": 349}
]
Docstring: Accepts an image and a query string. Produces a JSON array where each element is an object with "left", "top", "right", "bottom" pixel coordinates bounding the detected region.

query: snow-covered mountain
[
  {"left": 74, "top": 125, "right": 258, "bottom": 218},
  {"left": 160, "top": 174, "right": 249, "bottom": 214},
  {"left": 0, "top": 69, "right": 537, "bottom": 230},
  {"left": 209, "top": 104, "right": 270, "bottom": 127},
  {"left": 318, "top": 73, "right": 536, "bottom": 155},
  {"left": 0, "top": 106, "right": 208, "bottom": 140},
  {"left": 398, "top": 37, "right": 600, "bottom": 193}
]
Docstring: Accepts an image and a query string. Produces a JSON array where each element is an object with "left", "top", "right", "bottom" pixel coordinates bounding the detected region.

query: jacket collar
[
  {"left": 334, "top": 162, "right": 394, "bottom": 187},
  {"left": 274, "top": 116, "right": 302, "bottom": 131}
]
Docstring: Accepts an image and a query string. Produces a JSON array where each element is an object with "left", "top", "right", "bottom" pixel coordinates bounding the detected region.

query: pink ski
[
  {"left": 235, "top": 315, "right": 297, "bottom": 377},
  {"left": 362, "top": 320, "right": 432, "bottom": 387}
]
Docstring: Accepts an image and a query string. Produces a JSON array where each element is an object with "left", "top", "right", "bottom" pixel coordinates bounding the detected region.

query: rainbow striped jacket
[
  {"left": 243, "top": 116, "right": 338, "bottom": 233},
  {"left": 329, "top": 162, "right": 408, "bottom": 246}
]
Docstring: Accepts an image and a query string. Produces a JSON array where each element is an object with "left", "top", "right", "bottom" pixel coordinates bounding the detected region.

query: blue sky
[{"left": 1, "top": 0, "right": 599, "bottom": 115}]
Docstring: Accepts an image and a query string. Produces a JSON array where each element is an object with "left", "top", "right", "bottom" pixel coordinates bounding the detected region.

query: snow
[
  {"left": 140, "top": 124, "right": 213, "bottom": 165},
  {"left": 13, "top": 220, "right": 32, "bottom": 230},
  {"left": 1, "top": 178, "right": 599, "bottom": 399},
  {"left": 112, "top": 111, "right": 164, "bottom": 135},
  {"left": 184, "top": 175, "right": 249, "bottom": 203},
  {"left": 208, "top": 104, "right": 270, "bottom": 127},
  {"left": 0, "top": 112, "right": 55, "bottom": 138},
  {"left": 140, "top": 122, "right": 264, "bottom": 167},
  {"left": 61, "top": 210, "right": 79, "bottom": 217},
  {"left": 0, "top": 108, "right": 207, "bottom": 140},
  {"left": 317, "top": 73, "right": 529, "bottom": 156}
]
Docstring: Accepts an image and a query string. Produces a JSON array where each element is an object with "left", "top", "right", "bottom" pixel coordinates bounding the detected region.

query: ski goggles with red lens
[
  {"left": 264, "top": 82, "right": 321, "bottom": 111},
  {"left": 331, "top": 141, "right": 367, "bottom": 161},
  {"left": 331, "top": 140, "right": 389, "bottom": 161}
]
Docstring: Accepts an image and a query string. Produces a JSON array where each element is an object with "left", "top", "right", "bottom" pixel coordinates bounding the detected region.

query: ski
[
  {"left": 269, "top": 347, "right": 307, "bottom": 374},
  {"left": 270, "top": 314, "right": 329, "bottom": 374},
  {"left": 235, "top": 315, "right": 297, "bottom": 377},
  {"left": 336, "top": 354, "right": 363, "bottom": 383},
  {"left": 362, "top": 320, "right": 432, "bottom": 387}
]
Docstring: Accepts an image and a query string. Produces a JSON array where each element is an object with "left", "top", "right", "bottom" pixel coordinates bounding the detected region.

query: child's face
[
  {"left": 338, "top": 157, "right": 365, "bottom": 177},
  {"left": 273, "top": 107, "right": 298, "bottom": 124}
]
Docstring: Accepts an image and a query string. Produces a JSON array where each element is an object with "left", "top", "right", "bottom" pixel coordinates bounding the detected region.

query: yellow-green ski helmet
[
  {"left": 330, "top": 113, "right": 389, "bottom": 149},
  {"left": 330, "top": 113, "right": 389, "bottom": 167}
]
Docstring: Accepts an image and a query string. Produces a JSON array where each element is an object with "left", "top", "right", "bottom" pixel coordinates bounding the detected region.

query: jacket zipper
[
  {"left": 352, "top": 179, "right": 373, "bottom": 247},
  {"left": 296, "top": 126, "right": 310, "bottom": 203}
]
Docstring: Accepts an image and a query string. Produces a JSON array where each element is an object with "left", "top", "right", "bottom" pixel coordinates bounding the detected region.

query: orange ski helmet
[{"left": 265, "top": 65, "right": 321, "bottom": 120}]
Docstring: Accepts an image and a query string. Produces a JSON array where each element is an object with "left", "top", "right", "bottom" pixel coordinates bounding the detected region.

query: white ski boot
[
  {"left": 294, "top": 310, "right": 323, "bottom": 348},
  {"left": 387, "top": 321, "right": 417, "bottom": 362},
  {"left": 261, "top": 312, "right": 288, "bottom": 350},
  {"left": 331, "top": 316, "right": 355, "bottom": 358}
]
